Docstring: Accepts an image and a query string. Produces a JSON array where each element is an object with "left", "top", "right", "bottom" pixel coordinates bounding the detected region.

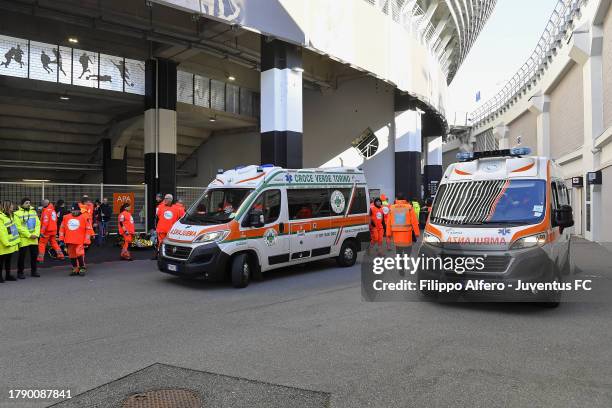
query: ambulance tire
[
  {"left": 231, "top": 253, "right": 251, "bottom": 288},
  {"left": 336, "top": 240, "right": 357, "bottom": 267}
]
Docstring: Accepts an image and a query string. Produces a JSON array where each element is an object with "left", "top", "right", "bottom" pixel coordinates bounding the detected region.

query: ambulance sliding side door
[
  {"left": 241, "top": 189, "right": 290, "bottom": 269},
  {"left": 287, "top": 188, "right": 334, "bottom": 261}
]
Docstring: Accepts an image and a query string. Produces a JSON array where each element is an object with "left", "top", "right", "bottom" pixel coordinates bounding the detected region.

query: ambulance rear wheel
[
  {"left": 231, "top": 253, "right": 251, "bottom": 288},
  {"left": 337, "top": 240, "right": 357, "bottom": 267}
]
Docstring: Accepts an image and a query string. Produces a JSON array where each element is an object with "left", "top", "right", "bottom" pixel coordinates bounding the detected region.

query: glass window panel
[
  {"left": 0, "top": 35, "right": 28, "bottom": 78},
  {"left": 177, "top": 71, "right": 193, "bottom": 104},
  {"left": 124, "top": 58, "right": 145, "bottom": 95},
  {"left": 72, "top": 49, "right": 98, "bottom": 87},
  {"left": 210, "top": 79, "right": 225, "bottom": 111},
  {"left": 240, "top": 88, "right": 253, "bottom": 116},
  {"left": 288, "top": 189, "right": 331, "bottom": 220},
  {"left": 98, "top": 54, "right": 123, "bottom": 91},
  {"left": 194, "top": 75, "right": 210, "bottom": 107},
  {"left": 57, "top": 46, "right": 72, "bottom": 84},
  {"left": 29, "top": 41, "right": 58, "bottom": 82},
  {"left": 226, "top": 83, "right": 239, "bottom": 114}
]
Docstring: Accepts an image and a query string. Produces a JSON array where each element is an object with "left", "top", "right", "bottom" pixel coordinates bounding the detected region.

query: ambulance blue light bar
[{"left": 457, "top": 147, "right": 532, "bottom": 162}]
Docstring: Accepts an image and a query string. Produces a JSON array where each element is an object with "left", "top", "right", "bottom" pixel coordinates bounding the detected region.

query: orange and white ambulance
[
  {"left": 419, "top": 148, "right": 574, "bottom": 306},
  {"left": 158, "top": 165, "right": 370, "bottom": 287}
]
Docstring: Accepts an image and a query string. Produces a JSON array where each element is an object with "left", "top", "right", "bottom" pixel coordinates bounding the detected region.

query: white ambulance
[
  {"left": 158, "top": 165, "right": 371, "bottom": 287},
  {"left": 419, "top": 147, "right": 574, "bottom": 306}
]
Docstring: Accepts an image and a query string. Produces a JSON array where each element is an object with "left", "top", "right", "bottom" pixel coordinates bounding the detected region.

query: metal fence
[
  {"left": 0, "top": 182, "right": 147, "bottom": 233},
  {"left": 0, "top": 182, "right": 212, "bottom": 233},
  {"left": 176, "top": 186, "right": 205, "bottom": 209}
]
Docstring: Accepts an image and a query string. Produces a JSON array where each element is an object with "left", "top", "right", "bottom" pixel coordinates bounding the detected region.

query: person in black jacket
[{"left": 97, "top": 197, "right": 112, "bottom": 246}]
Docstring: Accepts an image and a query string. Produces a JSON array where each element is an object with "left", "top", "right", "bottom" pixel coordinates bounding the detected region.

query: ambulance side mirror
[
  {"left": 554, "top": 205, "right": 574, "bottom": 232},
  {"left": 246, "top": 209, "right": 265, "bottom": 228}
]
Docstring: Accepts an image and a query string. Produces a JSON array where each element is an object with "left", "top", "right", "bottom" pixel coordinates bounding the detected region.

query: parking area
[{"left": 1, "top": 238, "right": 612, "bottom": 407}]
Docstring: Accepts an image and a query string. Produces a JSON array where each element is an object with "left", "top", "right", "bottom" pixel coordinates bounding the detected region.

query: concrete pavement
[{"left": 1, "top": 238, "right": 612, "bottom": 407}]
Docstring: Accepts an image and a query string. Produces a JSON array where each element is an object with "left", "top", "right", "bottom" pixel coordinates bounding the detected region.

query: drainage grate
[{"left": 122, "top": 389, "right": 202, "bottom": 408}]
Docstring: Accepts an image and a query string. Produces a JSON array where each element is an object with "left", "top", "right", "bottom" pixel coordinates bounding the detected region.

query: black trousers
[
  {"left": 0, "top": 252, "right": 12, "bottom": 279},
  {"left": 17, "top": 244, "right": 37, "bottom": 275}
]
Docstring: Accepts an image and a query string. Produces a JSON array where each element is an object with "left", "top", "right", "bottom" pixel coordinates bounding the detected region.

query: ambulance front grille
[{"left": 163, "top": 244, "right": 192, "bottom": 260}]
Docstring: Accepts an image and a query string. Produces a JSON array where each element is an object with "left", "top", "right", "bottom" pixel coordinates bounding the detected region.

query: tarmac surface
[{"left": 1, "top": 238, "right": 612, "bottom": 407}]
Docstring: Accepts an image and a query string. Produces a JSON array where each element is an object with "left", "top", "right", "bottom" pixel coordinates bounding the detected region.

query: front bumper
[
  {"left": 417, "top": 243, "right": 557, "bottom": 300},
  {"left": 157, "top": 242, "right": 229, "bottom": 281}
]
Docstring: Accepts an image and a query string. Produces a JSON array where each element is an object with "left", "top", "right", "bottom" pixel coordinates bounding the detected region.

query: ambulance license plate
[{"left": 167, "top": 264, "right": 178, "bottom": 272}]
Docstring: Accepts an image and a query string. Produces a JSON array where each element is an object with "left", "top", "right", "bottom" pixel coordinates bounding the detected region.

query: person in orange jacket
[
  {"left": 37, "top": 199, "right": 65, "bottom": 262},
  {"left": 59, "top": 203, "right": 93, "bottom": 276},
  {"left": 118, "top": 202, "right": 135, "bottom": 261},
  {"left": 380, "top": 194, "right": 393, "bottom": 251},
  {"left": 154, "top": 194, "right": 182, "bottom": 259},
  {"left": 369, "top": 197, "right": 385, "bottom": 256},
  {"left": 388, "top": 193, "right": 420, "bottom": 255}
]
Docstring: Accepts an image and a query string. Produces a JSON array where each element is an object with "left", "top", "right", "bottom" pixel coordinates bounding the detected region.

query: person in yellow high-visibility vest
[{"left": 389, "top": 193, "right": 420, "bottom": 255}]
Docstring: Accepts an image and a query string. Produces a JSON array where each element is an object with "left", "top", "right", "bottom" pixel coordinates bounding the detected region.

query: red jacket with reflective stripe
[
  {"left": 59, "top": 213, "right": 93, "bottom": 245},
  {"left": 41, "top": 204, "right": 58, "bottom": 234},
  {"left": 156, "top": 203, "right": 182, "bottom": 233},
  {"left": 370, "top": 206, "right": 385, "bottom": 229},
  {"left": 118, "top": 210, "right": 135, "bottom": 235}
]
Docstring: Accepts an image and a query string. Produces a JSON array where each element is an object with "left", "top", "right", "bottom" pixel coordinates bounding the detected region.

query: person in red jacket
[
  {"left": 369, "top": 197, "right": 385, "bottom": 256},
  {"left": 154, "top": 194, "right": 182, "bottom": 259},
  {"left": 118, "top": 202, "right": 135, "bottom": 261},
  {"left": 37, "top": 199, "right": 64, "bottom": 262},
  {"left": 59, "top": 203, "right": 93, "bottom": 276}
]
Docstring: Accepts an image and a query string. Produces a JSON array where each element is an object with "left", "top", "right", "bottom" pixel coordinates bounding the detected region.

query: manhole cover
[{"left": 121, "top": 389, "right": 202, "bottom": 408}]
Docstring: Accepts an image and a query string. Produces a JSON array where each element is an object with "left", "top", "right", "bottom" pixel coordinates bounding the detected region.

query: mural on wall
[{"left": 0, "top": 34, "right": 145, "bottom": 95}]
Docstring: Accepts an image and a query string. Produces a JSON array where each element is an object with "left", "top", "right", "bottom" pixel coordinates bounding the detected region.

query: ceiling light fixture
[
  {"left": 209, "top": 117, "right": 217, "bottom": 122},
  {"left": 292, "top": 67, "right": 304, "bottom": 73},
  {"left": 60, "top": 95, "right": 70, "bottom": 100},
  {"left": 23, "top": 179, "right": 50, "bottom": 182},
  {"left": 68, "top": 37, "right": 78, "bottom": 44},
  {"left": 227, "top": 75, "right": 236, "bottom": 81}
]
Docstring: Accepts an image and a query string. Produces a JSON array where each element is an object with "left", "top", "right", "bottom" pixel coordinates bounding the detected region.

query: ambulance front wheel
[
  {"left": 337, "top": 240, "right": 357, "bottom": 267},
  {"left": 231, "top": 253, "right": 251, "bottom": 288}
]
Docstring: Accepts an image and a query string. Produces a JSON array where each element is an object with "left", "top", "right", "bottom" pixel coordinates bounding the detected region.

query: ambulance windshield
[
  {"left": 430, "top": 179, "right": 546, "bottom": 226},
  {"left": 184, "top": 188, "right": 253, "bottom": 224}
]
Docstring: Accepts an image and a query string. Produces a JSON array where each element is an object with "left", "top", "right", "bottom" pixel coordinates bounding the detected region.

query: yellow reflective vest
[
  {"left": 0, "top": 212, "right": 20, "bottom": 255},
  {"left": 13, "top": 207, "right": 40, "bottom": 247}
]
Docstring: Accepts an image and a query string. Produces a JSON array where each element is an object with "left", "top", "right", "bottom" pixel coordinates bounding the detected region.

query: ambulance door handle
[
  {"left": 312, "top": 222, "right": 317, "bottom": 229},
  {"left": 279, "top": 223, "right": 285, "bottom": 234}
]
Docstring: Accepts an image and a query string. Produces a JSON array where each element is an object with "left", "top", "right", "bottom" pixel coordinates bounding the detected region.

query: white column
[
  {"left": 569, "top": 23, "right": 604, "bottom": 242},
  {"left": 493, "top": 124, "right": 510, "bottom": 149},
  {"left": 528, "top": 93, "right": 551, "bottom": 157}
]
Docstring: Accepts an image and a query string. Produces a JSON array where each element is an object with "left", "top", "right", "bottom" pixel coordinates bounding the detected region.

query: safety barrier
[
  {"left": 0, "top": 182, "right": 209, "bottom": 234},
  {"left": 176, "top": 186, "right": 205, "bottom": 209},
  {"left": 0, "top": 182, "right": 147, "bottom": 233}
]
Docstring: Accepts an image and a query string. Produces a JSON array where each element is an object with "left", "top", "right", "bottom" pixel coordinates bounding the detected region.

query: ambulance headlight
[
  {"left": 456, "top": 152, "right": 474, "bottom": 162},
  {"left": 510, "top": 233, "right": 546, "bottom": 250},
  {"left": 423, "top": 232, "right": 442, "bottom": 247},
  {"left": 193, "top": 230, "right": 230, "bottom": 244},
  {"left": 510, "top": 147, "right": 531, "bottom": 156}
]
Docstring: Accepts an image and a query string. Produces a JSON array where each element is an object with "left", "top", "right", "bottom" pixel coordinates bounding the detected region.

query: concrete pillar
[
  {"left": 493, "top": 124, "right": 510, "bottom": 149},
  {"left": 394, "top": 109, "right": 422, "bottom": 201},
  {"left": 144, "top": 58, "right": 177, "bottom": 230},
  {"left": 260, "top": 39, "right": 303, "bottom": 168},
  {"left": 102, "top": 139, "right": 127, "bottom": 184},
  {"left": 424, "top": 136, "right": 443, "bottom": 199},
  {"left": 569, "top": 23, "right": 604, "bottom": 242},
  {"left": 528, "top": 94, "right": 551, "bottom": 157}
]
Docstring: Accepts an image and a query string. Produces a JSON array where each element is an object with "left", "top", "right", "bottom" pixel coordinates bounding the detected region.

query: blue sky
[{"left": 447, "top": 0, "right": 559, "bottom": 122}]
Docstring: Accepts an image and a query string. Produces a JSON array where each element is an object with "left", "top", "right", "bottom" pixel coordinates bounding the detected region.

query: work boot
[
  {"left": 31, "top": 272, "right": 40, "bottom": 277},
  {"left": 78, "top": 267, "right": 87, "bottom": 276},
  {"left": 69, "top": 267, "right": 79, "bottom": 276},
  {"left": 5, "top": 274, "right": 16, "bottom": 281},
  {"left": 17, "top": 273, "right": 25, "bottom": 279},
  {"left": 37, "top": 255, "right": 44, "bottom": 264}
]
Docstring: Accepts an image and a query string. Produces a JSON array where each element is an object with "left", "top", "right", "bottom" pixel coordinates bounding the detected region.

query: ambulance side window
[
  {"left": 287, "top": 189, "right": 331, "bottom": 220},
  {"left": 348, "top": 188, "right": 368, "bottom": 215},
  {"left": 248, "top": 190, "right": 281, "bottom": 225}
]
